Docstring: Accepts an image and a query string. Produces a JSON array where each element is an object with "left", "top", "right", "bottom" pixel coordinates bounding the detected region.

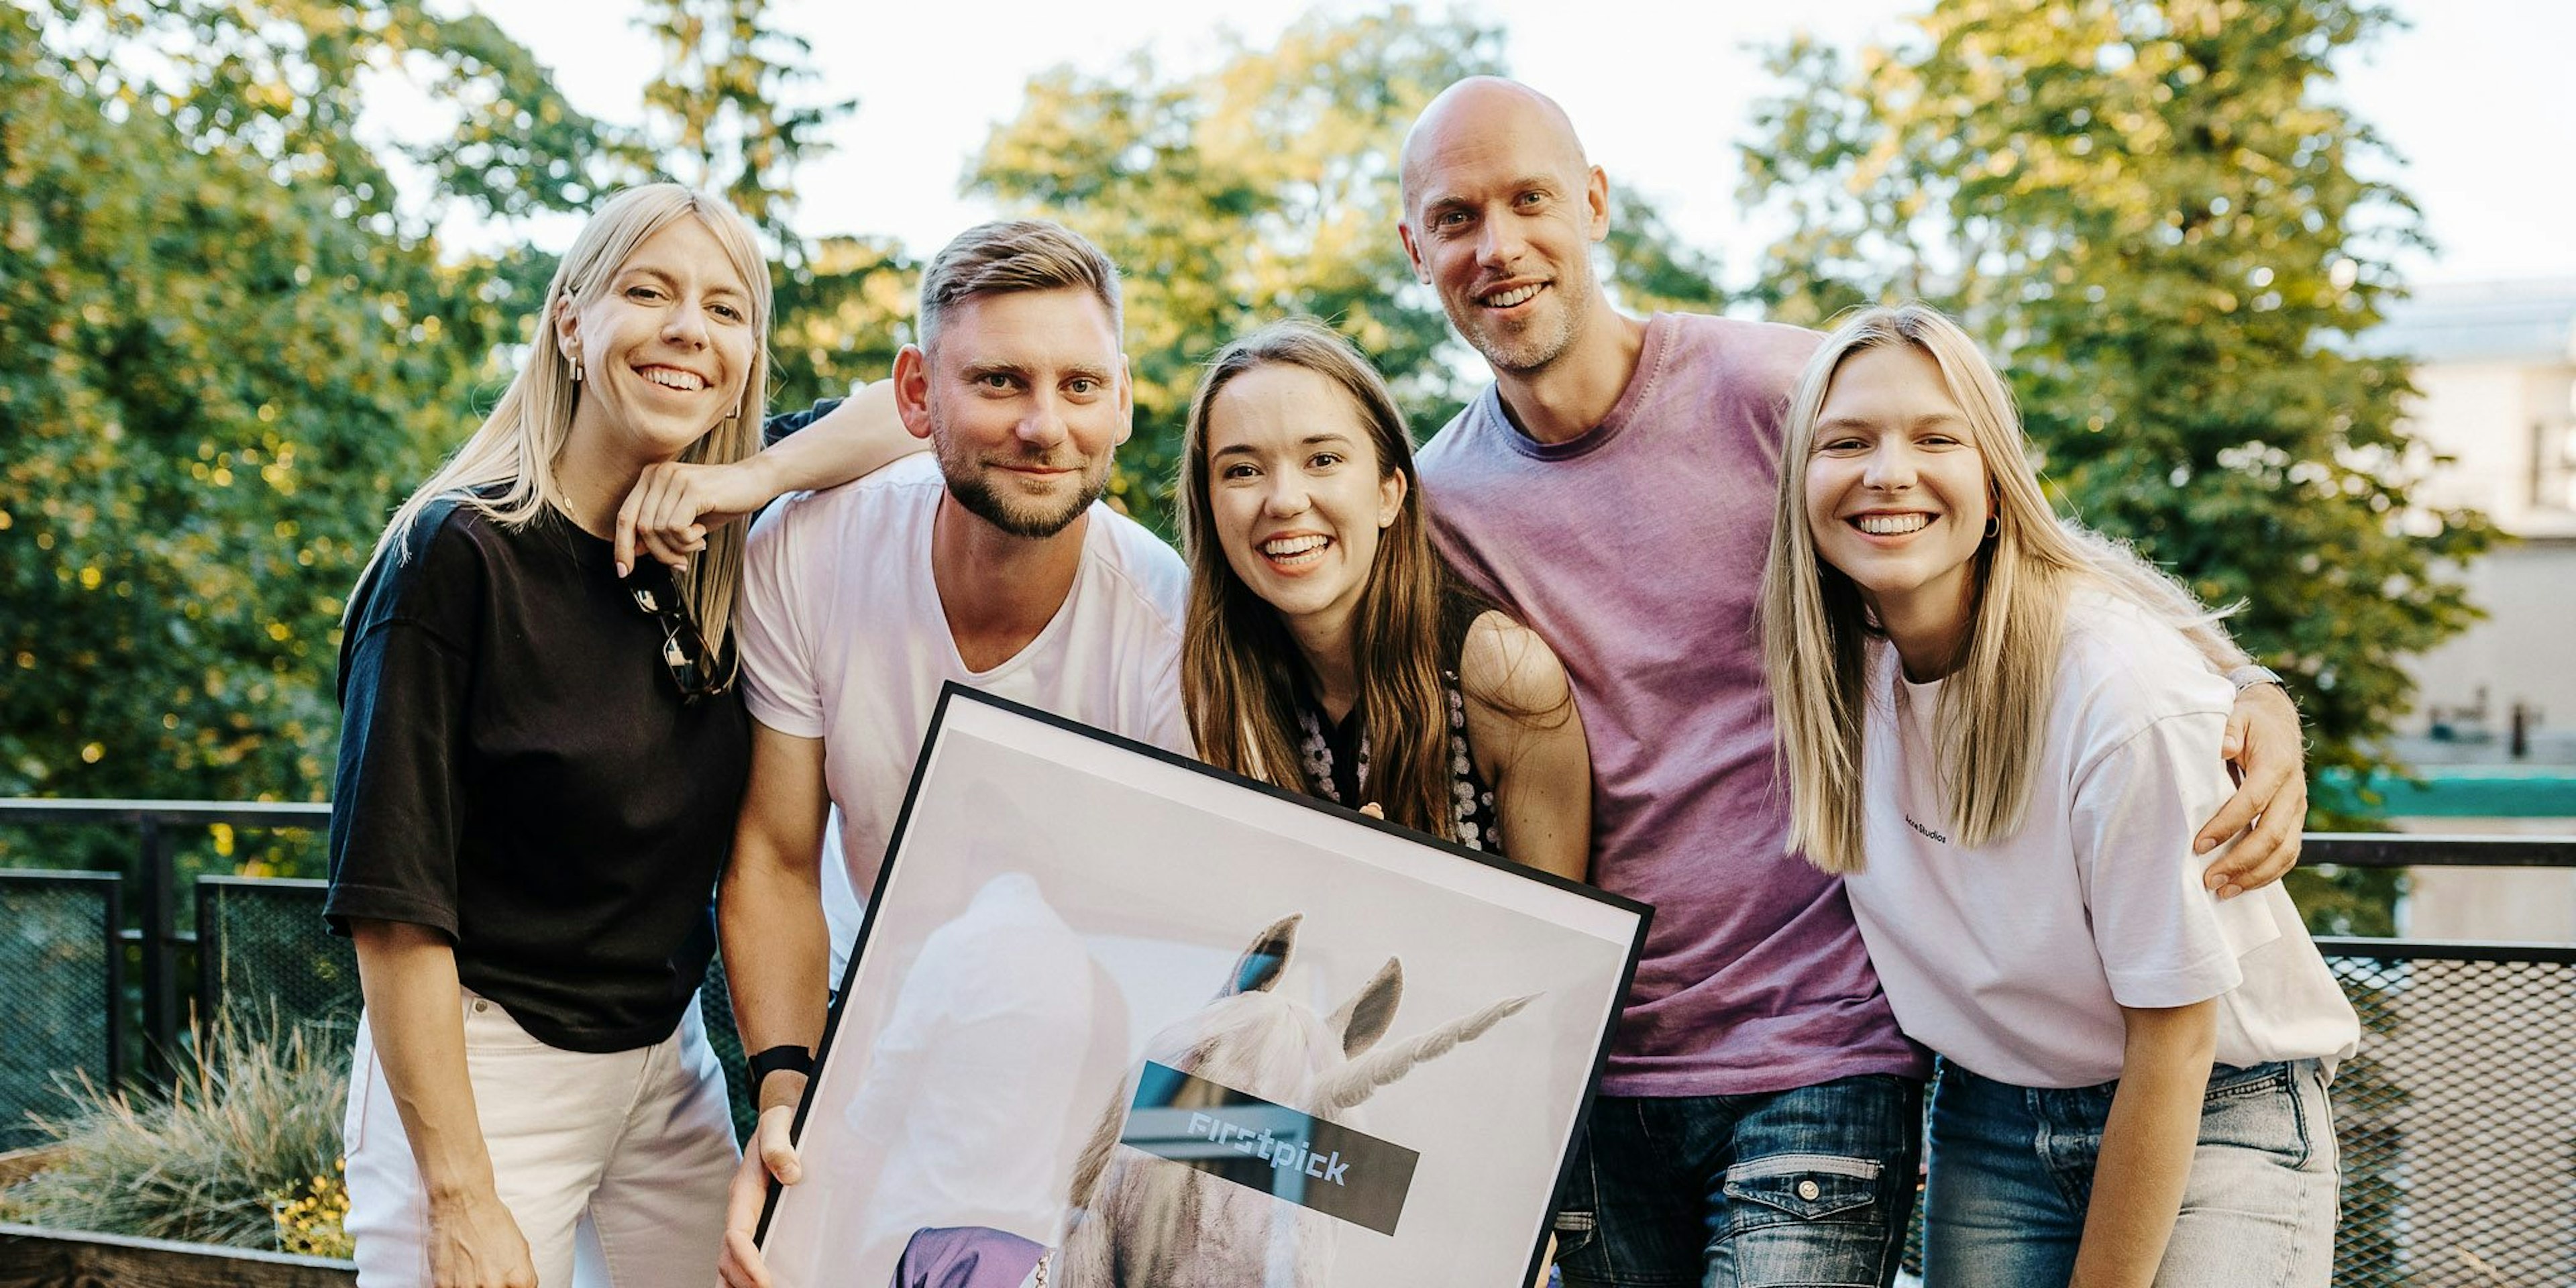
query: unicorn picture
[{"left": 892, "top": 912, "right": 1536, "bottom": 1288}]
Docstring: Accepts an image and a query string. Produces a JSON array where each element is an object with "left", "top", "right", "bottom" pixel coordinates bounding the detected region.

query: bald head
[
  {"left": 1395, "top": 77, "right": 1613, "bottom": 379},
  {"left": 1399, "top": 76, "right": 1590, "bottom": 217}
]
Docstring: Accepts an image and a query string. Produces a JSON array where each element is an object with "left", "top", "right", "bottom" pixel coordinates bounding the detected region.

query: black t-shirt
[{"left": 324, "top": 497, "right": 751, "bottom": 1053}]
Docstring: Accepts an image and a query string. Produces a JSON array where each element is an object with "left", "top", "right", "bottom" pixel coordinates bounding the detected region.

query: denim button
[{"left": 1796, "top": 1180, "right": 1821, "bottom": 1200}]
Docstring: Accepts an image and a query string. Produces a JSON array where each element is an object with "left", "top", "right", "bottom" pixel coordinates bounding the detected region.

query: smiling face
[
  {"left": 1805, "top": 341, "right": 1994, "bottom": 651},
  {"left": 556, "top": 215, "right": 756, "bottom": 464},
  {"left": 1203, "top": 362, "right": 1406, "bottom": 639},
  {"left": 1399, "top": 83, "right": 1611, "bottom": 376},
  {"left": 900, "top": 286, "right": 1131, "bottom": 540}
]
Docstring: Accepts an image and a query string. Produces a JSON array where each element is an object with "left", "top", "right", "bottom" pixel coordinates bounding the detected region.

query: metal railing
[
  {"left": 4, "top": 804, "right": 2572, "bottom": 1282},
  {"left": 0, "top": 798, "right": 331, "bottom": 1085},
  {"left": 2300, "top": 833, "right": 2576, "bottom": 1288},
  {"left": 0, "top": 800, "right": 763, "bottom": 1143}
]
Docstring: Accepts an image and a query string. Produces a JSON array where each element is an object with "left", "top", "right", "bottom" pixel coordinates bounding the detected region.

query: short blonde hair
[{"left": 917, "top": 219, "right": 1122, "bottom": 350}]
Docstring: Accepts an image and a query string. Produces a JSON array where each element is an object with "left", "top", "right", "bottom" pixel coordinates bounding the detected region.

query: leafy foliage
[
  {"left": 1739, "top": 0, "right": 2491, "bottom": 824},
  {"left": 967, "top": 8, "right": 1503, "bottom": 532},
  {"left": 0, "top": 5, "right": 539, "bottom": 809},
  {"left": 630, "top": 0, "right": 854, "bottom": 252},
  {"left": 0, "top": 0, "right": 856, "bottom": 845}
]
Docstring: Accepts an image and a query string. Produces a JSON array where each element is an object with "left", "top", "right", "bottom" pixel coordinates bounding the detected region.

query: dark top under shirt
[
  {"left": 324, "top": 497, "right": 751, "bottom": 1053},
  {"left": 1291, "top": 606, "right": 1505, "bottom": 855}
]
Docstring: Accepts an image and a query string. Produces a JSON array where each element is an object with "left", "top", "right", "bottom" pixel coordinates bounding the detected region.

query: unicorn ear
[
  {"left": 1327, "top": 957, "right": 1403, "bottom": 1057},
  {"left": 1221, "top": 914, "right": 1301, "bottom": 997}
]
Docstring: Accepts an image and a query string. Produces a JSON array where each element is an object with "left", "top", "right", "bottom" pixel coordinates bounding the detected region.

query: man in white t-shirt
[{"left": 714, "top": 219, "right": 1189, "bottom": 1288}]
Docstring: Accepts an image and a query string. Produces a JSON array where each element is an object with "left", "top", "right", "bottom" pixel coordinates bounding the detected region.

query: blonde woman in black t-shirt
[{"left": 326, "top": 185, "right": 916, "bottom": 1288}]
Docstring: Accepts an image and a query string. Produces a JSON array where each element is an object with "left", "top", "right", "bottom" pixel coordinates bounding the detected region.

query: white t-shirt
[
  {"left": 737, "top": 453, "right": 1193, "bottom": 975},
  {"left": 1843, "top": 591, "right": 2360, "bottom": 1088}
]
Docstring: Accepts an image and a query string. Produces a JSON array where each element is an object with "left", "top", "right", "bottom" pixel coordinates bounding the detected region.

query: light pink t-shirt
[
  {"left": 1848, "top": 594, "right": 2358, "bottom": 1088},
  {"left": 1417, "top": 313, "right": 1926, "bottom": 1096}
]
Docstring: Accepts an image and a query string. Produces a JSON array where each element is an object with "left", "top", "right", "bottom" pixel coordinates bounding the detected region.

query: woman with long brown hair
[{"left": 1177, "top": 317, "right": 1589, "bottom": 879}]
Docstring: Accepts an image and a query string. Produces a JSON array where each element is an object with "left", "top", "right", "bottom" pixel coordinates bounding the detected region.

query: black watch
[{"left": 748, "top": 1043, "right": 814, "bottom": 1093}]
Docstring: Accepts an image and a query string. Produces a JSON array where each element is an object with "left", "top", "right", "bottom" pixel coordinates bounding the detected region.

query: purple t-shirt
[{"left": 1418, "top": 313, "right": 1929, "bottom": 1097}]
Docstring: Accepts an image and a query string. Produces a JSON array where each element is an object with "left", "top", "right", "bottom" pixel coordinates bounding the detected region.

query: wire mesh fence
[
  {"left": 195, "top": 877, "right": 359, "bottom": 1050},
  {"left": 2321, "top": 944, "right": 2576, "bottom": 1287},
  {"left": 698, "top": 953, "right": 758, "bottom": 1143},
  {"left": 0, "top": 871, "right": 119, "bottom": 1152}
]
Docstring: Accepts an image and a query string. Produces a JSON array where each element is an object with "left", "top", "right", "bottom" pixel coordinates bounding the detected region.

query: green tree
[
  {"left": 968, "top": 9, "right": 1501, "bottom": 532},
  {"left": 769, "top": 234, "right": 918, "bottom": 411},
  {"left": 631, "top": 0, "right": 853, "bottom": 254},
  {"left": 0, "top": 1, "right": 604, "bottom": 826},
  {"left": 1739, "top": 0, "right": 2491, "bottom": 867},
  {"left": 969, "top": 6, "right": 1723, "bottom": 534},
  {"left": 626, "top": 0, "right": 894, "bottom": 409}
]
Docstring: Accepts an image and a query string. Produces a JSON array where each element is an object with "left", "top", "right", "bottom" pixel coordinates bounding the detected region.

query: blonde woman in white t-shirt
[{"left": 1756, "top": 304, "right": 2359, "bottom": 1287}]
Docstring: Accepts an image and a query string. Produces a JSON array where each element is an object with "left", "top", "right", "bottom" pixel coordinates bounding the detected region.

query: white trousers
[{"left": 343, "top": 990, "right": 739, "bottom": 1288}]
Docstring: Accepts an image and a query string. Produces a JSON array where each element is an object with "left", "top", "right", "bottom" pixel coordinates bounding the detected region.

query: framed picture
[{"left": 755, "top": 684, "right": 1650, "bottom": 1288}]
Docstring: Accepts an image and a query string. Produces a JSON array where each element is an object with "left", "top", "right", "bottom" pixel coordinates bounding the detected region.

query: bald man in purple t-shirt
[{"left": 1395, "top": 77, "right": 2310, "bottom": 1287}]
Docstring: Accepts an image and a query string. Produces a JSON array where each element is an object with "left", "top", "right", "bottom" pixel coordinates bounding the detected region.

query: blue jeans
[
  {"left": 1552, "top": 1075, "right": 1925, "bottom": 1287},
  {"left": 1923, "top": 1059, "right": 2339, "bottom": 1287}
]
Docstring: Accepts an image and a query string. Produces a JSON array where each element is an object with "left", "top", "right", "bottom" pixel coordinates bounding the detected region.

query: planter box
[{"left": 0, "top": 1222, "right": 355, "bottom": 1287}]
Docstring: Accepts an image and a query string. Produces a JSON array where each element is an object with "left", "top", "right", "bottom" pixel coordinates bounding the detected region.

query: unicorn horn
[{"left": 1312, "top": 993, "right": 1538, "bottom": 1113}]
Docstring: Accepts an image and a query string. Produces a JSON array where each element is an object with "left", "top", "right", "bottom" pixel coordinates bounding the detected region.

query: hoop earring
[{"left": 1984, "top": 515, "right": 2000, "bottom": 540}]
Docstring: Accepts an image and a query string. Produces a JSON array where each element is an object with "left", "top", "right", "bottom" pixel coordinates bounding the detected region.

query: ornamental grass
[{"left": 0, "top": 1016, "right": 350, "bottom": 1256}]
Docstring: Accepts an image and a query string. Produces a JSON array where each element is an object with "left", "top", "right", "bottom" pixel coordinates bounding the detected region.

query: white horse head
[{"left": 1056, "top": 914, "right": 1532, "bottom": 1287}]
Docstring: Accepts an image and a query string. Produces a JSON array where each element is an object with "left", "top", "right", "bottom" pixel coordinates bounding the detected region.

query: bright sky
[{"left": 439, "top": 0, "right": 2573, "bottom": 290}]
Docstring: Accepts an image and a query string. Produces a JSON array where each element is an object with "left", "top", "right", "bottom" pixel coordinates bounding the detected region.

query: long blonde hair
[
  {"left": 355, "top": 184, "right": 771, "bottom": 647},
  {"left": 1760, "top": 304, "right": 2231, "bottom": 874}
]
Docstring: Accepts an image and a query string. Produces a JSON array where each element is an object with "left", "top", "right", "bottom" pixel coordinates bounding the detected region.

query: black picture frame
[{"left": 755, "top": 683, "right": 1650, "bottom": 1288}]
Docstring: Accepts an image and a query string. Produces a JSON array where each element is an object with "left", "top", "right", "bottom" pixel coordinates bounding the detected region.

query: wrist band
[
  {"left": 2226, "top": 663, "right": 2284, "bottom": 693},
  {"left": 749, "top": 1043, "right": 814, "bottom": 1091}
]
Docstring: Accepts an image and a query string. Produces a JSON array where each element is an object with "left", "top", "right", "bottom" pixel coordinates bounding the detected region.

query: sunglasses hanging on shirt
[{"left": 622, "top": 564, "right": 738, "bottom": 703}]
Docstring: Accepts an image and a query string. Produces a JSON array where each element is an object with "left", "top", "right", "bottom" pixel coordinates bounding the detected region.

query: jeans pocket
[
  {"left": 1550, "top": 1140, "right": 1607, "bottom": 1277},
  {"left": 1719, "top": 1154, "right": 1890, "bottom": 1287},
  {"left": 1723, "top": 1153, "right": 1884, "bottom": 1224},
  {"left": 1551, "top": 1207, "right": 1600, "bottom": 1267},
  {"left": 459, "top": 990, "right": 547, "bottom": 1055},
  {"left": 2198, "top": 1061, "right": 2312, "bottom": 1169}
]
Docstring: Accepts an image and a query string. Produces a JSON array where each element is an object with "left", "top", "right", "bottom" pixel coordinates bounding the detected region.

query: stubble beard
[
  {"left": 1458, "top": 266, "right": 1596, "bottom": 378},
  {"left": 930, "top": 406, "right": 1104, "bottom": 541}
]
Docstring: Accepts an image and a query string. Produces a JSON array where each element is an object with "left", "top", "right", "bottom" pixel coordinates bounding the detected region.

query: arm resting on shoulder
[
  {"left": 615, "top": 380, "right": 926, "bottom": 575},
  {"left": 1460, "top": 612, "right": 1593, "bottom": 883},
  {"left": 2196, "top": 681, "right": 2306, "bottom": 898},
  {"left": 351, "top": 919, "right": 538, "bottom": 1288},
  {"left": 715, "top": 720, "right": 834, "bottom": 1288},
  {"left": 2110, "top": 553, "right": 2308, "bottom": 894},
  {"left": 2070, "top": 999, "right": 2218, "bottom": 1288}
]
